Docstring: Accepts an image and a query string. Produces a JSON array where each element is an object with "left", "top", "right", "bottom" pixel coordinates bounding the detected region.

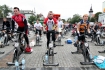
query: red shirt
[
  {"left": 44, "top": 17, "right": 57, "bottom": 30},
  {"left": 12, "top": 14, "right": 25, "bottom": 27}
]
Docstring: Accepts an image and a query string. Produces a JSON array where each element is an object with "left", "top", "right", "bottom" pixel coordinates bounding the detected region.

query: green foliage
[
  {"left": 67, "top": 17, "right": 71, "bottom": 23},
  {"left": 94, "top": 12, "right": 102, "bottom": 22},
  {"left": 88, "top": 17, "right": 90, "bottom": 21},
  {"left": 90, "top": 17, "right": 95, "bottom": 22},
  {"left": 62, "top": 19, "right": 66, "bottom": 23},
  {"left": 36, "top": 14, "right": 40, "bottom": 19},
  {"left": 0, "top": 4, "right": 12, "bottom": 18},
  {"left": 28, "top": 15, "right": 37, "bottom": 25},
  {"left": 69, "top": 14, "right": 81, "bottom": 24}
]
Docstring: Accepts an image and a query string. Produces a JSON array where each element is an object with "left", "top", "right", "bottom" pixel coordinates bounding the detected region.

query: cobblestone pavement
[{"left": 0, "top": 31, "right": 105, "bottom": 70}]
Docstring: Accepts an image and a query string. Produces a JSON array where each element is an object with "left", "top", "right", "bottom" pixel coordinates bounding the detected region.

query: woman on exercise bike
[{"left": 43, "top": 11, "right": 58, "bottom": 48}]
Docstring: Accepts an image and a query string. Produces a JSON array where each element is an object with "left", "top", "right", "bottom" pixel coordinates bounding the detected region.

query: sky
[{"left": 0, "top": 0, "right": 105, "bottom": 19}]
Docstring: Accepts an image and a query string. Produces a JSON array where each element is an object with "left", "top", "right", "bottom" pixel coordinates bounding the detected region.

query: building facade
[{"left": 102, "top": 1, "right": 105, "bottom": 12}]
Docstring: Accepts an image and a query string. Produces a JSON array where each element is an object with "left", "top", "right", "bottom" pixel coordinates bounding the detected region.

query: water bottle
[
  {"left": 89, "top": 54, "right": 93, "bottom": 61},
  {"left": 45, "top": 54, "right": 48, "bottom": 63},
  {"left": 15, "top": 61, "right": 20, "bottom": 70},
  {"left": 74, "top": 36, "right": 78, "bottom": 42},
  {"left": 21, "top": 58, "right": 25, "bottom": 70}
]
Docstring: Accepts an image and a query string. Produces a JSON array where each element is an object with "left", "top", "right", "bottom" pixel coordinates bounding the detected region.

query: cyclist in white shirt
[
  {"left": 58, "top": 18, "right": 64, "bottom": 34},
  {"left": 34, "top": 19, "right": 43, "bottom": 37}
]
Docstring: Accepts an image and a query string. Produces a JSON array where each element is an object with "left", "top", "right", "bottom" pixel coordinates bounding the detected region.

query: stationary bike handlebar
[{"left": 13, "top": 31, "right": 25, "bottom": 34}]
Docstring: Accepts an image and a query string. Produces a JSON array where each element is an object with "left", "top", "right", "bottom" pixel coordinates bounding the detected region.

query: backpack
[{"left": 67, "top": 38, "right": 72, "bottom": 44}]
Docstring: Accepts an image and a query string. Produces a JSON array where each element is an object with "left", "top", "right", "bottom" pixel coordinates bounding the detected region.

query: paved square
[{"left": 0, "top": 31, "right": 105, "bottom": 70}]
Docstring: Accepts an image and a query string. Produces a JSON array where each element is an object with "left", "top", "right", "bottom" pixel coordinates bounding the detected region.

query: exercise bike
[
  {"left": 1, "top": 29, "right": 10, "bottom": 46},
  {"left": 71, "top": 33, "right": 94, "bottom": 65},
  {"left": 0, "top": 30, "right": 5, "bottom": 54},
  {"left": 7, "top": 31, "right": 26, "bottom": 70},
  {"left": 0, "top": 30, "right": 5, "bottom": 48},
  {"left": 91, "top": 29, "right": 95, "bottom": 42},
  {"left": 95, "top": 30, "right": 104, "bottom": 46},
  {"left": 56, "top": 31, "right": 64, "bottom": 46},
  {"left": 34, "top": 31, "right": 41, "bottom": 46},
  {"left": 43, "top": 31, "right": 59, "bottom": 66}
]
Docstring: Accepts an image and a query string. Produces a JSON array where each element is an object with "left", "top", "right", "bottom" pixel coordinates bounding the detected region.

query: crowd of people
[{"left": 2, "top": 6, "right": 104, "bottom": 53}]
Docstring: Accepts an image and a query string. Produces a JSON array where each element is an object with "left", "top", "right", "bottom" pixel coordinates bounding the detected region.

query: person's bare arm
[
  {"left": 43, "top": 18, "right": 47, "bottom": 31},
  {"left": 54, "top": 18, "right": 58, "bottom": 31},
  {"left": 92, "top": 24, "right": 96, "bottom": 32},
  {"left": 43, "top": 24, "right": 47, "bottom": 31},
  {"left": 87, "top": 24, "right": 90, "bottom": 33},
  {"left": 77, "top": 23, "right": 80, "bottom": 34}
]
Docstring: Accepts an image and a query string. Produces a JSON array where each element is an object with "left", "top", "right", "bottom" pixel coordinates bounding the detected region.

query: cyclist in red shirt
[
  {"left": 43, "top": 11, "right": 58, "bottom": 48},
  {"left": 11, "top": 7, "right": 32, "bottom": 53}
]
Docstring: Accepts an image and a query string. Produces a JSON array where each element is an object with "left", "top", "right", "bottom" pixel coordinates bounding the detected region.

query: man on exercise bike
[
  {"left": 93, "top": 22, "right": 100, "bottom": 39},
  {"left": 2, "top": 18, "right": 11, "bottom": 31},
  {"left": 43, "top": 11, "right": 58, "bottom": 48},
  {"left": 2, "top": 18, "right": 11, "bottom": 44},
  {"left": 11, "top": 7, "right": 32, "bottom": 53},
  {"left": 56, "top": 17, "right": 64, "bottom": 38},
  {"left": 34, "top": 19, "right": 43, "bottom": 38},
  {"left": 75, "top": 14, "right": 90, "bottom": 52}
]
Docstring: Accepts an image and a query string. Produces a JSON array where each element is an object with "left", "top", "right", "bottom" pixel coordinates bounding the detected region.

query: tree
[
  {"left": 70, "top": 14, "right": 81, "bottom": 24},
  {"left": 90, "top": 17, "right": 95, "bottom": 22},
  {"left": 28, "top": 15, "right": 37, "bottom": 25},
  {"left": 67, "top": 17, "right": 71, "bottom": 23},
  {"left": 94, "top": 12, "right": 102, "bottom": 22},
  {"left": 36, "top": 14, "right": 40, "bottom": 19},
  {"left": 0, "top": 6, "right": 3, "bottom": 17},
  {"left": 0, "top": 5, "right": 12, "bottom": 18},
  {"left": 0, "top": 11, "right": 3, "bottom": 17},
  {"left": 62, "top": 19, "right": 66, "bottom": 23}
]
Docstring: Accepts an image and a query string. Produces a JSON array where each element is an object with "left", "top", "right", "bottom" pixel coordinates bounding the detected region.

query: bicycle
[
  {"left": 0, "top": 30, "right": 5, "bottom": 54},
  {"left": 43, "top": 31, "right": 59, "bottom": 66},
  {"left": 43, "top": 42, "right": 59, "bottom": 66},
  {"left": 1, "top": 29, "right": 11, "bottom": 46},
  {"left": 91, "top": 29, "right": 95, "bottom": 42},
  {"left": 55, "top": 31, "right": 64, "bottom": 46},
  {"left": 71, "top": 33, "right": 94, "bottom": 65},
  {"left": 0, "top": 30, "right": 5, "bottom": 48},
  {"left": 34, "top": 31, "right": 41, "bottom": 46},
  {"left": 95, "top": 30, "right": 104, "bottom": 46},
  {"left": 7, "top": 31, "right": 26, "bottom": 66}
]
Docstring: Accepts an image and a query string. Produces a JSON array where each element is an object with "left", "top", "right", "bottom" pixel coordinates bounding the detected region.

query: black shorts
[
  {"left": 55, "top": 31, "right": 59, "bottom": 34},
  {"left": 78, "top": 32, "right": 85, "bottom": 41},
  {"left": 35, "top": 29, "right": 41, "bottom": 35}
]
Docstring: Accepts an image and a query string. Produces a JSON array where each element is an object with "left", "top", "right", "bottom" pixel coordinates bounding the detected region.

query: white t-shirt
[
  {"left": 58, "top": 20, "right": 63, "bottom": 28},
  {"left": 34, "top": 23, "right": 42, "bottom": 30}
]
